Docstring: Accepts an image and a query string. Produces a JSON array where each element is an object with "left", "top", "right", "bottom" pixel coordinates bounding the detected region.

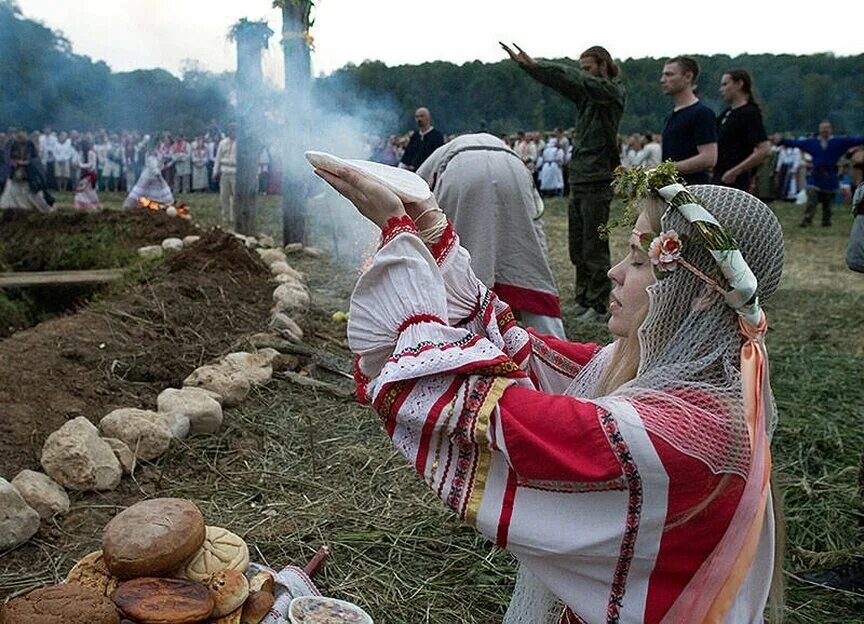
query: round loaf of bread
[
  {"left": 0, "top": 583, "right": 119, "bottom": 624},
  {"left": 176, "top": 526, "right": 249, "bottom": 582},
  {"left": 102, "top": 498, "right": 206, "bottom": 578},
  {"left": 66, "top": 550, "right": 121, "bottom": 597},
  {"left": 112, "top": 577, "right": 213, "bottom": 624},
  {"left": 205, "top": 569, "right": 248, "bottom": 617}
]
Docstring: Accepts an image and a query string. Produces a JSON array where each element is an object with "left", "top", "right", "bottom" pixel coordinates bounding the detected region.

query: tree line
[
  {"left": 3, "top": 0, "right": 863, "bottom": 138},
  {"left": 318, "top": 54, "right": 864, "bottom": 137}
]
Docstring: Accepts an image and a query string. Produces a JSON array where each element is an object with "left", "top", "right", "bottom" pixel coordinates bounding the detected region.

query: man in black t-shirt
[
  {"left": 660, "top": 56, "right": 717, "bottom": 185},
  {"left": 399, "top": 107, "right": 445, "bottom": 172},
  {"left": 713, "top": 69, "right": 771, "bottom": 191}
]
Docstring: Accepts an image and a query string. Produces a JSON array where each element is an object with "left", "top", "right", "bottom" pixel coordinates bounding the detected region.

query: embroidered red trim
[
  {"left": 353, "top": 354, "right": 371, "bottom": 405},
  {"left": 396, "top": 313, "right": 446, "bottom": 334},
  {"left": 379, "top": 215, "right": 417, "bottom": 249},
  {"left": 428, "top": 219, "right": 457, "bottom": 265}
]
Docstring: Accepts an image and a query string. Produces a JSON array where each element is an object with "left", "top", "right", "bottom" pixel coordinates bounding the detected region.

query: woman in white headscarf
[
  {"left": 315, "top": 162, "right": 784, "bottom": 624},
  {"left": 417, "top": 133, "right": 565, "bottom": 339}
]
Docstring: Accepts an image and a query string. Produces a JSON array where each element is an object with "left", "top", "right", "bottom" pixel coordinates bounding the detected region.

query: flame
[{"left": 138, "top": 197, "right": 191, "bottom": 218}]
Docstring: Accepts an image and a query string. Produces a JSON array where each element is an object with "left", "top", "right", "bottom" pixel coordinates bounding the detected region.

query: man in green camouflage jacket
[{"left": 503, "top": 43, "right": 626, "bottom": 322}]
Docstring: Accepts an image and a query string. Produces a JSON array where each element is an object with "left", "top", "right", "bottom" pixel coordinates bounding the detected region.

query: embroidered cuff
[
  {"left": 379, "top": 215, "right": 418, "bottom": 249},
  {"left": 428, "top": 220, "right": 458, "bottom": 266}
]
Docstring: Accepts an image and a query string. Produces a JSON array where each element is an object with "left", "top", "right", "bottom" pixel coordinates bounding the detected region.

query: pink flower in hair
[{"left": 648, "top": 230, "right": 682, "bottom": 272}]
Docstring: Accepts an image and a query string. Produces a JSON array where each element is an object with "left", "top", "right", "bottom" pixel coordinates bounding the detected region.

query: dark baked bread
[
  {"left": 112, "top": 577, "right": 213, "bottom": 624},
  {"left": 103, "top": 498, "right": 205, "bottom": 578},
  {"left": 0, "top": 583, "right": 119, "bottom": 624}
]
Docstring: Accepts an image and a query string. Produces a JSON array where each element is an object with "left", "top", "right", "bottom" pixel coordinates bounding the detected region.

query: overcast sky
[{"left": 16, "top": 0, "right": 861, "bottom": 86}]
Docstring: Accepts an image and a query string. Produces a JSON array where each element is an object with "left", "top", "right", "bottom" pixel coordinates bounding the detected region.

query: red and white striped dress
[{"left": 348, "top": 217, "right": 774, "bottom": 623}]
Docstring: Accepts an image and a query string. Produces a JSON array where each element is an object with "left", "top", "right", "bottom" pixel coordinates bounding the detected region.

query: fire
[{"left": 138, "top": 197, "right": 191, "bottom": 218}]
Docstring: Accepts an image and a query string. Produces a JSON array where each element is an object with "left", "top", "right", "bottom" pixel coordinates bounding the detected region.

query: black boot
[{"left": 800, "top": 556, "right": 864, "bottom": 591}]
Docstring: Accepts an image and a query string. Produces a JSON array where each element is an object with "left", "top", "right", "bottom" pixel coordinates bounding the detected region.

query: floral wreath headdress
[{"left": 612, "top": 162, "right": 762, "bottom": 327}]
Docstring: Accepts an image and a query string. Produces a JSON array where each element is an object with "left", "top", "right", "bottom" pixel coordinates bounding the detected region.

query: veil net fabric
[{"left": 505, "top": 186, "right": 784, "bottom": 623}]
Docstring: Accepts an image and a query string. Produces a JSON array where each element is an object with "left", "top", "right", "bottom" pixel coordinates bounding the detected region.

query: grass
[{"left": 3, "top": 190, "right": 863, "bottom": 622}]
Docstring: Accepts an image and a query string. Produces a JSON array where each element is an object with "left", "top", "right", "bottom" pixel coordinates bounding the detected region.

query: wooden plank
[{"left": 0, "top": 269, "right": 125, "bottom": 288}]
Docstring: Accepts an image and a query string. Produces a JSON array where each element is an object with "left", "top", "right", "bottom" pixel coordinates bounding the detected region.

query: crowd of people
[
  {"left": 3, "top": 43, "right": 864, "bottom": 621},
  {"left": 0, "top": 121, "right": 277, "bottom": 214},
  {"left": 313, "top": 45, "right": 864, "bottom": 623}
]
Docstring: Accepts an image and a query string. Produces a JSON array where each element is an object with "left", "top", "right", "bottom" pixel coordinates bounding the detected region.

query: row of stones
[{"left": 0, "top": 233, "right": 319, "bottom": 552}]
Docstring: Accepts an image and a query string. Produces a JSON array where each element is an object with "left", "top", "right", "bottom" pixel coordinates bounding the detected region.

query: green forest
[{"left": 3, "top": 0, "right": 863, "bottom": 136}]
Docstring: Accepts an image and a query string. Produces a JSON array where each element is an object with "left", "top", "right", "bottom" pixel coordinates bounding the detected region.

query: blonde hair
[{"left": 594, "top": 195, "right": 785, "bottom": 620}]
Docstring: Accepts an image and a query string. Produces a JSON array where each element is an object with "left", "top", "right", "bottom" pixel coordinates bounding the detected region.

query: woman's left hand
[{"left": 315, "top": 167, "right": 406, "bottom": 229}]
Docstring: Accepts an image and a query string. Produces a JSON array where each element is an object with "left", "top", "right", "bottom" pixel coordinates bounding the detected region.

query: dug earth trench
[{"left": 0, "top": 225, "right": 273, "bottom": 479}]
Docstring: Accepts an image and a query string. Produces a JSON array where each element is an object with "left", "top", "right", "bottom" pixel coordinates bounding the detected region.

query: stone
[
  {"left": 272, "top": 284, "right": 310, "bottom": 314},
  {"left": 269, "top": 313, "right": 303, "bottom": 341},
  {"left": 283, "top": 242, "right": 303, "bottom": 254},
  {"left": 0, "top": 477, "right": 40, "bottom": 550},
  {"left": 254, "top": 348, "right": 281, "bottom": 366},
  {"left": 184, "top": 364, "right": 250, "bottom": 407},
  {"left": 221, "top": 352, "right": 273, "bottom": 386},
  {"left": 182, "top": 235, "right": 201, "bottom": 247},
  {"left": 272, "top": 273, "right": 305, "bottom": 287},
  {"left": 99, "top": 408, "right": 173, "bottom": 461},
  {"left": 157, "top": 387, "right": 224, "bottom": 435},
  {"left": 137, "top": 245, "right": 163, "bottom": 260},
  {"left": 102, "top": 437, "right": 136, "bottom": 474},
  {"left": 161, "top": 238, "right": 184, "bottom": 252},
  {"left": 257, "top": 234, "right": 275, "bottom": 248},
  {"left": 303, "top": 246, "right": 325, "bottom": 258},
  {"left": 269, "top": 261, "right": 304, "bottom": 282},
  {"left": 11, "top": 469, "right": 70, "bottom": 519},
  {"left": 157, "top": 411, "right": 191, "bottom": 439},
  {"left": 256, "top": 248, "right": 287, "bottom": 267},
  {"left": 41, "top": 417, "right": 122, "bottom": 491}
]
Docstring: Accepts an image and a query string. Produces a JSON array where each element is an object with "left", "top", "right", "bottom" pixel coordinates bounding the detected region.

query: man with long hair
[
  {"left": 502, "top": 43, "right": 625, "bottom": 323},
  {"left": 714, "top": 69, "right": 772, "bottom": 191}
]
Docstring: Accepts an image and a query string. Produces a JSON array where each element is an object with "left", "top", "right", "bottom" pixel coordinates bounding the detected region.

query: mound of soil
[
  {"left": 0, "top": 230, "right": 274, "bottom": 478},
  {"left": 0, "top": 208, "right": 197, "bottom": 270}
]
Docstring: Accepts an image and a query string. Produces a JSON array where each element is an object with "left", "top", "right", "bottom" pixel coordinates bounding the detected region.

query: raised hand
[
  {"left": 315, "top": 167, "right": 406, "bottom": 229},
  {"left": 500, "top": 42, "right": 538, "bottom": 67}
]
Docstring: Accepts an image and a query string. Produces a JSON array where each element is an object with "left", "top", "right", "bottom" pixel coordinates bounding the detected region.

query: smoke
[{"left": 256, "top": 56, "right": 401, "bottom": 267}]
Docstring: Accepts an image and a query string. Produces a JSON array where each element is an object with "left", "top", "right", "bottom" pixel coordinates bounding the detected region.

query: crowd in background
[
  {"left": 371, "top": 126, "right": 864, "bottom": 206},
  {"left": 3, "top": 121, "right": 863, "bottom": 214},
  {"left": 0, "top": 122, "right": 279, "bottom": 202}
]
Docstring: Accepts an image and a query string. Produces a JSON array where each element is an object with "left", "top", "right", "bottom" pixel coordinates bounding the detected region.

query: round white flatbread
[{"left": 305, "top": 150, "right": 432, "bottom": 203}]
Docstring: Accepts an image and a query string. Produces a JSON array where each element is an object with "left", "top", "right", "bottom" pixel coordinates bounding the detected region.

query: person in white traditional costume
[
  {"left": 417, "top": 133, "right": 566, "bottom": 339},
  {"left": 214, "top": 124, "right": 237, "bottom": 224},
  {"left": 123, "top": 145, "right": 174, "bottom": 209},
  {"left": 536, "top": 137, "right": 565, "bottom": 197},
  {"left": 74, "top": 139, "right": 101, "bottom": 212},
  {"left": 191, "top": 137, "right": 209, "bottom": 192},
  {"left": 53, "top": 131, "right": 73, "bottom": 191},
  {"left": 172, "top": 135, "right": 192, "bottom": 195},
  {"left": 313, "top": 159, "right": 784, "bottom": 624}
]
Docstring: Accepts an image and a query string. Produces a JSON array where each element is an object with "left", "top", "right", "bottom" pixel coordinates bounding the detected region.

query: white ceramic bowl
[{"left": 288, "top": 595, "right": 374, "bottom": 624}]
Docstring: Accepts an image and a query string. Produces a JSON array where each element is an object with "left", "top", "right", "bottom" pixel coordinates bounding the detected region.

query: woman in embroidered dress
[
  {"left": 315, "top": 163, "right": 784, "bottom": 623},
  {"left": 123, "top": 145, "right": 175, "bottom": 209},
  {"left": 73, "top": 139, "right": 101, "bottom": 211}
]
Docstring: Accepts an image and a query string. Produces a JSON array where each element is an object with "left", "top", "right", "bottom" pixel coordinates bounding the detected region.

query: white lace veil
[{"left": 504, "top": 185, "right": 784, "bottom": 623}]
